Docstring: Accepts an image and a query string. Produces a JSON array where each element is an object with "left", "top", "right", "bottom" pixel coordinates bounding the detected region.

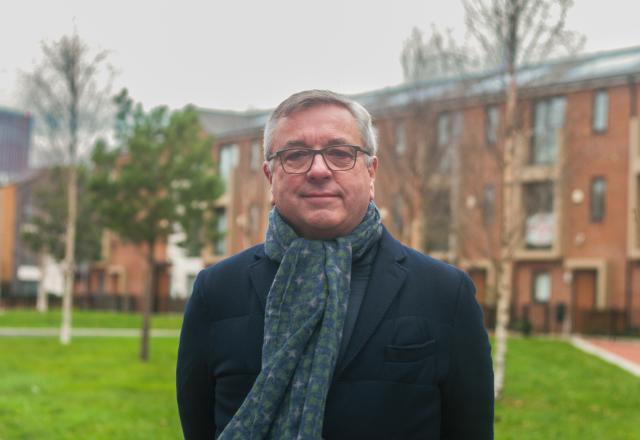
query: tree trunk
[
  {"left": 60, "top": 164, "right": 77, "bottom": 344},
  {"left": 60, "top": 61, "right": 80, "bottom": 345},
  {"left": 493, "top": 68, "right": 518, "bottom": 399},
  {"left": 36, "top": 252, "right": 49, "bottom": 313},
  {"left": 139, "top": 240, "right": 155, "bottom": 362}
]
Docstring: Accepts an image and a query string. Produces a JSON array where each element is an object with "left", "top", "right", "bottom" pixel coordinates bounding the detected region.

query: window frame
[
  {"left": 523, "top": 181, "right": 555, "bottom": 250},
  {"left": 213, "top": 207, "right": 227, "bottom": 256},
  {"left": 218, "top": 143, "right": 239, "bottom": 185},
  {"left": 531, "top": 270, "right": 552, "bottom": 304},
  {"left": 589, "top": 176, "right": 606, "bottom": 223},
  {"left": 485, "top": 105, "right": 499, "bottom": 146},
  {"left": 250, "top": 140, "right": 262, "bottom": 171},
  {"left": 482, "top": 184, "right": 496, "bottom": 226},
  {"left": 530, "top": 96, "right": 566, "bottom": 165},
  {"left": 592, "top": 89, "right": 609, "bottom": 133},
  {"left": 394, "top": 120, "right": 407, "bottom": 156}
]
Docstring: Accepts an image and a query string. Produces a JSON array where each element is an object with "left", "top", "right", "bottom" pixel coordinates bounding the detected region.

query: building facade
[
  {"left": 75, "top": 46, "right": 640, "bottom": 331},
  {"left": 0, "top": 108, "right": 32, "bottom": 184},
  {"left": 0, "top": 171, "right": 65, "bottom": 304},
  {"left": 197, "top": 46, "right": 640, "bottom": 334}
]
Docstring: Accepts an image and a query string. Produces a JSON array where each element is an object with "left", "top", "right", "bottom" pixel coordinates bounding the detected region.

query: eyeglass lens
[{"left": 281, "top": 146, "right": 357, "bottom": 173}]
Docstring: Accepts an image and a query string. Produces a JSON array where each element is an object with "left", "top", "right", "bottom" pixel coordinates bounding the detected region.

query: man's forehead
[
  {"left": 274, "top": 104, "right": 359, "bottom": 140},
  {"left": 280, "top": 102, "right": 354, "bottom": 122}
]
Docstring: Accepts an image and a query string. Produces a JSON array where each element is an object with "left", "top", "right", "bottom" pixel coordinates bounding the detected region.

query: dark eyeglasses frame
[{"left": 266, "top": 144, "right": 372, "bottom": 174}]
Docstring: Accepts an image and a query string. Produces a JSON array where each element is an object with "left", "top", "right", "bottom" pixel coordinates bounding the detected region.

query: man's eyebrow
[
  {"left": 282, "top": 138, "right": 351, "bottom": 149},
  {"left": 283, "top": 140, "right": 309, "bottom": 148},
  {"left": 324, "top": 138, "right": 349, "bottom": 146}
]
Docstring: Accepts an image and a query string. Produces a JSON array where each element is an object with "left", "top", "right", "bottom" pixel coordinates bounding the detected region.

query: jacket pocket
[{"left": 384, "top": 339, "right": 436, "bottom": 363}]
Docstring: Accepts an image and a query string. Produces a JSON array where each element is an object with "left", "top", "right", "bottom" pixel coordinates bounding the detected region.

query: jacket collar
[
  {"left": 334, "top": 228, "right": 407, "bottom": 377},
  {"left": 247, "top": 226, "right": 408, "bottom": 377}
]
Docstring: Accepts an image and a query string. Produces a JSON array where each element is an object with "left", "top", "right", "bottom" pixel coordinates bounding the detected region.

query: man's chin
[{"left": 297, "top": 214, "right": 348, "bottom": 239}]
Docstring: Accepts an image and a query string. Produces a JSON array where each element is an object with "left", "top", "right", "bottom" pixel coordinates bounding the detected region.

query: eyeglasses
[{"left": 266, "top": 144, "right": 371, "bottom": 174}]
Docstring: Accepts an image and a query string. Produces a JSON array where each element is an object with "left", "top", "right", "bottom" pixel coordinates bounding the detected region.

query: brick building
[
  {"left": 0, "top": 171, "right": 65, "bottom": 303},
  {"left": 88, "top": 46, "right": 640, "bottom": 331}
]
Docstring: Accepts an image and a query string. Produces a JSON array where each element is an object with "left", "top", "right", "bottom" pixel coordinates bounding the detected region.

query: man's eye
[
  {"left": 327, "top": 147, "right": 354, "bottom": 159},
  {"left": 283, "top": 150, "right": 311, "bottom": 162}
]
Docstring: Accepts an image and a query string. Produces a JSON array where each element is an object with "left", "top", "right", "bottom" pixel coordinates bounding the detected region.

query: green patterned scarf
[{"left": 219, "top": 202, "right": 382, "bottom": 440}]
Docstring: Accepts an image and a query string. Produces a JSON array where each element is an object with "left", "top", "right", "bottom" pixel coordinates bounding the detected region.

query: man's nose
[{"left": 306, "top": 152, "right": 332, "bottom": 178}]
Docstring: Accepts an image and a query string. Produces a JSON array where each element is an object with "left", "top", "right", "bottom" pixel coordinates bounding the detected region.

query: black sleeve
[
  {"left": 176, "top": 271, "right": 216, "bottom": 439},
  {"left": 441, "top": 272, "right": 494, "bottom": 440}
]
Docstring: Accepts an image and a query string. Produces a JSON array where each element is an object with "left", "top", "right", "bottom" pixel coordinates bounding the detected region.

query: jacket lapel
[
  {"left": 248, "top": 246, "right": 278, "bottom": 311},
  {"left": 248, "top": 232, "right": 409, "bottom": 378},
  {"left": 335, "top": 229, "right": 408, "bottom": 378}
]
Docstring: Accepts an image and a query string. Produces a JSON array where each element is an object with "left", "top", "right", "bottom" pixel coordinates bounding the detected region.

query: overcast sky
[{"left": 1, "top": 0, "right": 639, "bottom": 113}]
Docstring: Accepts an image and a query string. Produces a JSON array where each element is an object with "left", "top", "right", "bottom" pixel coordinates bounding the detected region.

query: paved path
[
  {"left": 571, "top": 336, "right": 640, "bottom": 377},
  {"left": 0, "top": 327, "right": 180, "bottom": 337}
]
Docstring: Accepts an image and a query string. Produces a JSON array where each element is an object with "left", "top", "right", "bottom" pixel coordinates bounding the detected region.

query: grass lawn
[
  {"left": 0, "top": 309, "right": 183, "bottom": 329},
  {"left": 0, "top": 335, "right": 638, "bottom": 439},
  {"left": 495, "top": 337, "right": 640, "bottom": 440},
  {"left": 0, "top": 337, "right": 182, "bottom": 440}
]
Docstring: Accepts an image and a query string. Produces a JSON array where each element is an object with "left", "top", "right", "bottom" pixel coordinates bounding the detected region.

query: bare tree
[
  {"left": 400, "top": 0, "right": 584, "bottom": 398},
  {"left": 21, "top": 32, "right": 112, "bottom": 344},
  {"left": 462, "top": 0, "right": 584, "bottom": 399},
  {"left": 401, "top": 26, "right": 474, "bottom": 82}
]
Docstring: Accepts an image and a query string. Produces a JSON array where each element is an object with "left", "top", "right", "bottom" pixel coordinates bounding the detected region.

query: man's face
[{"left": 263, "top": 104, "right": 377, "bottom": 240}]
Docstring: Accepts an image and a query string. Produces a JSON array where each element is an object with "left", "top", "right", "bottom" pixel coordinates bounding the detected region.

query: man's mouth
[{"left": 302, "top": 193, "right": 340, "bottom": 199}]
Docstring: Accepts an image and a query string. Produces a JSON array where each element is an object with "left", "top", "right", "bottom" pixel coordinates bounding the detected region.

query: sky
[{"left": 1, "top": 0, "right": 639, "bottom": 113}]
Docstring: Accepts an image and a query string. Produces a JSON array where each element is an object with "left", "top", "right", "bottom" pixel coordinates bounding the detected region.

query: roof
[
  {"left": 197, "top": 107, "right": 269, "bottom": 140},
  {"left": 0, "top": 106, "right": 31, "bottom": 120},
  {"left": 199, "top": 45, "right": 640, "bottom": 138}
]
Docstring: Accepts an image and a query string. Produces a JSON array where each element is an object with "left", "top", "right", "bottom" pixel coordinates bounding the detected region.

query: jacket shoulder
[
  {"left": 198, "top": 244, "right": 264, "bottom": 284},
  {"left": 402, "top": 245, "right": 467, "bottom": 284},
  {"left": 390, "top": 238, "right": 474, "bottom": 317}
]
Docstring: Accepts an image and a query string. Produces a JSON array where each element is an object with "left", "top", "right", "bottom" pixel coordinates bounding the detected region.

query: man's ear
[
  {"left": 263, "top": 161, "right": 273, "bottom": 184},
  {"left": 263, "top": 162, "right": 275, "bottom": 205},
  {"left": 368, "top": 156, "right": 378, "bottom": 201}
]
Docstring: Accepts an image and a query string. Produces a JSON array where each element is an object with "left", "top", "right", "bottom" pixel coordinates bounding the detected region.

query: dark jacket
[{"left": 177, "top": 229, "right": 494, "bottom": 439}]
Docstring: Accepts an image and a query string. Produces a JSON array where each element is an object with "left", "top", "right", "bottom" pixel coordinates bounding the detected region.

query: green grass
[
  {"left": 0, "top": 334, "right": 638, "bottom": 439},
  {"left": 0, "top": 337, "right": 182, "bottom": 440},
  {"left": 495, "top": 337, "right": 640, "bottom": 440},
  {"left": 0, "top": 309, "right": 182, "bottom": 329}
]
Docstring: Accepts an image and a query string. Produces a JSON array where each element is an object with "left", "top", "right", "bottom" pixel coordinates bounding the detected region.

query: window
[
  {"left": 592, "top": 90, "right": 608, "bottom": 132},
  {"left": 219, "top": 144, "right": 239, "bottom": 185},
  {"left": 523, "top": 181, "right": 554, "bottom": 249},
  {"left": 436, "top": 112, "right": 462, "bottom": 172},
  {"left": 485, "top": 105, "right": 499, "bottom": 146},
  {"left": 532, "top": 271, "right": 551, "bottom": 303},
  {"left": 213, "top": 208, "right": 227, "bottom": 255},
  {"left": 482, "top": 184, "right": 496, "bottom": 225},
  {"left": 590, "top": 177, "right": 606, "bottom": 223},
  {"left": 437, "top": 113, "right": 451, "bottom": 147},
  {"left": 394, "top": 121, "right": 407, "bottom": 155},
  {"left": 531, "top": 97, "right": 566, "bottom": 165},
  {"left": 17, "top": 280, "right": 38, "bottom": 297},
  {"left": 425, "top": 189, "right": 451, "bottom": 251},
  {"left": 250, "top": 140, "right": 262, "bottom": 171}
]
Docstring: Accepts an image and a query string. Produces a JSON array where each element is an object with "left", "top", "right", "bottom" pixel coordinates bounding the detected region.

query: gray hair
[{"left": 263, "top": 90, "right": 378, "bottom": 170}]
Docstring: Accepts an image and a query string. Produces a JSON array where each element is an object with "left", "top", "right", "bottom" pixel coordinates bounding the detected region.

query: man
[{"left": 177, "top": 90, "right": 494, "bottom": 439}]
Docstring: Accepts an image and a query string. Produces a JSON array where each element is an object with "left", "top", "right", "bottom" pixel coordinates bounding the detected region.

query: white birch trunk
[
  {"left": 60, "top": 164, "right": 77, "bottom": 345},
  {"left": 36, "top": 252, "right": 49, "bottom": 313},
  {"left": 493, "top": 70, "right": 518, "bottom": 399}
]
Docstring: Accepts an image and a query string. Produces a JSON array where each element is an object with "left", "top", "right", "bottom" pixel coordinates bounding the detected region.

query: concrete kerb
[{"left": 571, "top": 336, "right": 640, "bottom": 377}]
